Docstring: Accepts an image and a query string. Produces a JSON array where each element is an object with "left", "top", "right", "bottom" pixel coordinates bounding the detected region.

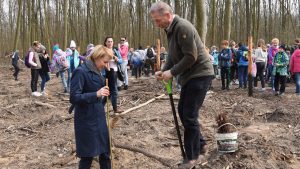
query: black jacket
[{"left": 39, "top": 53, "right": 50, "bottom": 73}]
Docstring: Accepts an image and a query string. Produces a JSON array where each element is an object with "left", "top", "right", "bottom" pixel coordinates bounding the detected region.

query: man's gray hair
[{"left": 150, "top": 1, "right": 173, "bottom": 15}]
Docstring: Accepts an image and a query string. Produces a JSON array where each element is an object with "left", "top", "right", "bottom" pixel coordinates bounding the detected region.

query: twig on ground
[
  {"left": 115, "top": 143, "right": 174, "bottom": 167},
  {"left": 116, "top": 94, "right": 165, "bottom": 116}
]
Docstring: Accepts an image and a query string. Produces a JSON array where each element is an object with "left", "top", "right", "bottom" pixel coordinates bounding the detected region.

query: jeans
[
  {"left": 59, "top": 69, "right": 68, "bottom": 90},
  {"left": 31, "top": 69, "right": 40, "bottom": 92},
  {"left": 267, "top": 64, "right": 274, "bottom": 87},
  {"left": 295, "top": 73, "right": 300, "bottom": 93},
  {"left": 132, "top": 64, "right": 142, "bottom": 78},
  {"left": 12, "top": 63, "right": 20, "bottom": 79},
  {"left": 213, "top": 65, "right": 218, "bottom": 76},
  {"left": 230, "top": 64, "right": 238, "bottom": 81},
  {"left": 254, "top": 62, "right": 266, "bottom": 88},
  {"left": 107, "top": 70, "right": 118, "bottom": 110},
  {"left": 238, "top": 66, "right": 248, "bottom": 88},
  {"left": 144, "top": 59, "right": 155, "bottom": 76},
  {"left": 274, "top": 73, "right": 287, "bottom": 93},
  {"left": 67, "top": 68, "right": 72, "bottom": 88},
  {"left": 221, "top": 67, "right": 230, "bottom": 88},
  {"left": 40, "top": 72, "right": 50, "bottom": 92},
  {"left": 121, "top": 60, "right": 128, "bottom": 86},
  {"left": 178, "top": 76, "right": 212, "bottom": 160},
  {"left": 78, "top": 153, "right": 111, "bottom": 169}
]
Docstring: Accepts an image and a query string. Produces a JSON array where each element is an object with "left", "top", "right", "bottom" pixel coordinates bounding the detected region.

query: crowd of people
[{"left": 208, "top": 38, "right": 300, "bottom": 96}]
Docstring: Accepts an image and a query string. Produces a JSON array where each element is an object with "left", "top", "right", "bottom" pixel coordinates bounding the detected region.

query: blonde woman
[{"left": 70, "top": 45, "right": 113, "bottom": 169}]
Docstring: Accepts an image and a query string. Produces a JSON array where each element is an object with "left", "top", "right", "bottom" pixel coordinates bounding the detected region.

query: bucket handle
[{"left": 217, "top": 123, "right": 237, "bottom": 132}]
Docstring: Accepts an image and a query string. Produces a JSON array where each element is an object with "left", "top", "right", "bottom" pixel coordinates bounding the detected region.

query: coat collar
[
  {"left": 85, "top": 60, "right": 101, "bottom": 76},
  {"left": 165, "top": 15, "right": 179, "bottom": 34}
]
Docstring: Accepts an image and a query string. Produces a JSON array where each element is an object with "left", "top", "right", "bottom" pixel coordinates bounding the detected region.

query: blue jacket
[
  {"left": 66, "top": 48, "right": 80, "bottom": 71},
  {"left": 211, "top": 50, "right": 219, "bottom": 66},
  {"left": 113, "top": 48, "right": 123, "bottom": 64},
  {"left": 237, "top": 46, "right": 249, "bottom": 66},
  {"left": 219, "top": 48, "right": 232, "bottom": 68},
  {"left": 70, "top": 60, "right": 109, "bottom": 157}
]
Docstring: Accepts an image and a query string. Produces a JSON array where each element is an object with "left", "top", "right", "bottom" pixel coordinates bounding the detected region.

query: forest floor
[{"left": 0, "top": 58, "right": 300, "bottom": 169}]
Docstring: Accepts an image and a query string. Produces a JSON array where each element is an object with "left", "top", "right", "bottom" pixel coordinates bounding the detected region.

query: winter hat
[
  {"left": 87, "top": 43, "right": 94, "bottom": 51},
  {"left": 279, "top": 44, "right": 286, "bottom": 51},
  {"left": 70, "top": 40, "right": 76, "bottom": 48},
  {"left": 53, "top": 45, "right": 59, "bottom": 52}
]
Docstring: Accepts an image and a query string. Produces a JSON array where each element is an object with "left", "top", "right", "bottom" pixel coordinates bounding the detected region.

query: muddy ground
[{"left": 0, "top": 58, "right": 300, "bottom": 169}]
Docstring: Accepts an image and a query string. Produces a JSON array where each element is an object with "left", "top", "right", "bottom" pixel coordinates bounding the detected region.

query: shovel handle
[{"left": 163, "top": 79, "right": 173, "bottom": 95}]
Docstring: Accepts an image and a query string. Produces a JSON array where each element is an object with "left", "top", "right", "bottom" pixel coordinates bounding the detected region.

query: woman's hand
[
  {"left": 97, "top": 86, "right": 110, "bottom": 97},
  {"left": 114, "top": 56, "right": 119, "bottom": 62}
]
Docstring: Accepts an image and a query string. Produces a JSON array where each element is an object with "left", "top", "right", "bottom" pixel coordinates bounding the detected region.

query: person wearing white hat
[{"left": 65, "top": 40, "right": 80, "bottom": 92}]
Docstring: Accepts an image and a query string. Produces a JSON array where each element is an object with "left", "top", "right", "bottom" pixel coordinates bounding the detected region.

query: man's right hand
[{"left": 155, "top": 71, "right": 163, "bottom": 81}]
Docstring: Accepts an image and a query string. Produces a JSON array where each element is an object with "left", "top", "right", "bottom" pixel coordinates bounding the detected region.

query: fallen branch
[
  {"left": 34, "top": 101, "right": 55, "bottom": 108},
  {"left": 116, "top": 94, "right": 165, "bottom": 116},
  {"left": 1, "top": 108, "right": 17, "bottom": 116},
  {"left": 115, "top": 143, "right": 174, "bottom": 167}
]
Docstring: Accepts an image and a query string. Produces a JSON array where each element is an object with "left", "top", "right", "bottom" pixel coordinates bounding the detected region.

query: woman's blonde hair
[
  {"left": 271, "top": 38, "right": 279, "bottom": 45},
  {"left": 88, "top": 45, "right": 114, "bottom": 61}
]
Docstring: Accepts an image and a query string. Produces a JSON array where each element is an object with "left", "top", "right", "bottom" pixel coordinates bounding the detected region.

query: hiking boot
[
  {"left": 221, "top": 86, "right": 226, "bottom": 90},
  {"left": 124, "top": 85, "right": 128, "bottom": 90},
  {"left": 177, "top": 155, "right": 205, "bottom": 169},
  {"left": 279, "top": 92, "right": 285, "bottom": 96},
  {"left": 226, "top": 86, "right": 230, "bottom": 90},
  {"left": 114, "top": 108, "right": 124, "bottom": 114},
  {"left": 275, "top": 91, "right": 280, "bottom": 96},
  {"left": 200, "top": 144, "right": 208, "bottom": 155},
  {"left": 117, "top": 87, "right": 122, "bottom": 91},
  {"left": 64, "top": 88, "right": 68, "bottom": 93}
]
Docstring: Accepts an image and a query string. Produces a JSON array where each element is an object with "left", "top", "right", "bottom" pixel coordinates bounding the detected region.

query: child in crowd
[
  {"left": 219, "top": 40, "right": 232, "bottom": 90},
  {"left": 273, "top": 45, "right": 289, "bottom": 96}
]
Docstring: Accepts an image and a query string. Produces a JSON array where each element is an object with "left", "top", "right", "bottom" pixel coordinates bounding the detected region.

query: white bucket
[{"left": 215, "top": 123, "right": 238, "bottom": 154}]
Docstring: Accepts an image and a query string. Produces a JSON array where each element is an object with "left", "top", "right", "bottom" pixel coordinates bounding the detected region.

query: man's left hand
[{"left": 162, "top": 70, "right": 173, "bottom": 81}]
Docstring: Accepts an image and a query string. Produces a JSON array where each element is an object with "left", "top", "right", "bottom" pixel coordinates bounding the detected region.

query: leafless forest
[{"left": 0, "top": 0, "right": 300, "bottom": 56}]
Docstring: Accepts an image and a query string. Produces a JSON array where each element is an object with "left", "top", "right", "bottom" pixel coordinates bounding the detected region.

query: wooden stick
[
  {"left": 114, "top": 143, "right": 173, "bottom": 167},
  {"left": 156, "top": 39, "right": 161, "bottom": 70},
  {"left": 106, "top": 79, "right": 114, "bottom": 169},
  {"left": 34, "top": 101, "right": 56, "bottom": 108},
  {"left": 116, "top": 94, "right": 165, "bottom": 116},
  {"left": 247, "top": 36, "right": 253, "bottom": 97}
]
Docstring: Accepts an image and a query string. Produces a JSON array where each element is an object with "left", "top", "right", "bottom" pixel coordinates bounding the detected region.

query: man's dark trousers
[{"left": 178, "top": 76, "right": 212, "bottom": 160}]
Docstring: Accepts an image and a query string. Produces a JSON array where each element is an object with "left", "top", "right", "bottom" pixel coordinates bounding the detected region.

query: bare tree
[{"left": 196, "top": 0, "right": 207, "bottom": 44}]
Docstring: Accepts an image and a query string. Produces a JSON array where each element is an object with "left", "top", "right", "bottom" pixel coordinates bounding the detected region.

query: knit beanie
[{"left": 70, "top": 40, "right": 76, "bottom": 48}]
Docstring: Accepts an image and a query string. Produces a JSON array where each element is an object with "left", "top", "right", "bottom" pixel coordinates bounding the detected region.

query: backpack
[
  {"left": 56, "top": 50, "right": 69, "bottom": 70},
  {"left": 146, "top": 48, "right": 154, "bottom": 59},
  {"left": 24, "top": 52, "right": 34, "bottom": 68}
]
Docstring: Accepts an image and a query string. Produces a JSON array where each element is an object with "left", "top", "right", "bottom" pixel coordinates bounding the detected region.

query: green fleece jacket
[{"left": 162, "top": 15, "right": 214, "bottom": 86}]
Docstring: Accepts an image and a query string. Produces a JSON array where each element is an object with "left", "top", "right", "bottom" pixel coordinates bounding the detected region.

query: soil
[{"left": 0, "top": 57, "right": 300, "bottom": 169}]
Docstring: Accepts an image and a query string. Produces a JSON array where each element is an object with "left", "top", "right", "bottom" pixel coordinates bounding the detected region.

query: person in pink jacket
[
  {"left": 290, "top": 45, "right": 300, "bottom": 95},
  {"left": 118, "top": 37, "right": 129, "bottom": 90}
]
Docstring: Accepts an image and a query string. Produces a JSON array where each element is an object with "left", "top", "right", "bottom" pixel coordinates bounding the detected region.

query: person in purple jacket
[{"left": 267, "top": 38, "right": 279, "bottom": 89}]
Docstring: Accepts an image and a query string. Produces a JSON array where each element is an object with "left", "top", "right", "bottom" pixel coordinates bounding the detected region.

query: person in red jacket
[{"left": 290, "top": 44, "right": 300, "bottom": 95}]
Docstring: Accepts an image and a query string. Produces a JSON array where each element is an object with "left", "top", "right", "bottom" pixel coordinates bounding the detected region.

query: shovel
[{"left": 164, "top": 80, "right": 187, "bottom": 160}]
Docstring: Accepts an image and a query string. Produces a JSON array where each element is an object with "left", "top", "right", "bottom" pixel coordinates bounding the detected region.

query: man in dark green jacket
[{"left": 151, "top": 1, "right": 214, "bottom": 168}]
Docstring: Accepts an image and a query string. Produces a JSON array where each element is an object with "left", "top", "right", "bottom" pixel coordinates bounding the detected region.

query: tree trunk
[
  {"left": 137, "top": 0, "right": 143, "bottom": 46},
  {"left": 224, "top": 0, "right": 232, "bottom": 41},
  {"left": 13, "top": 0, "right": 22, "bottom": 51},
  {"left": 174, "top": 0, "right": 181, "bottom": 16},
  {"left": 190, "top": 0, "right": 196, "bottom": 25},
  {"left": 196, "top": 0, "right": 207, "bottom": 45},
  {"left": 211, "top": 0, "right": 217, "bottom": 45},
  {"left": 63, "top": 0, "right": 68, "bottom": 49}
]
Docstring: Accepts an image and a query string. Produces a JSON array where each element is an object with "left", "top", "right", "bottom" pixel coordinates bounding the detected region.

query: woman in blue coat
[{"left": 70, "top": 45, "right": 113, "bottom": 169}]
